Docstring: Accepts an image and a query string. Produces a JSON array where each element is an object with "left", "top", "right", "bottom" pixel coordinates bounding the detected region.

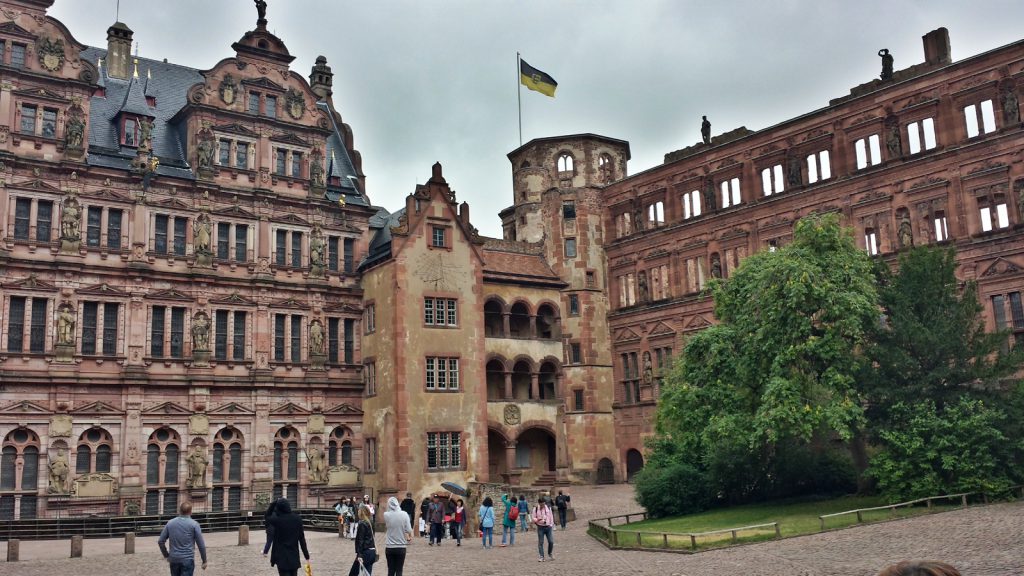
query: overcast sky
[{"left": 50, "top": 0, "right": 1024, "bottom": 238}]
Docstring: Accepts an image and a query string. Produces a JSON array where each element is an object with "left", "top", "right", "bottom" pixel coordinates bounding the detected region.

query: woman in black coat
[
  {"left": 267, "top": 499, "right": 310, "bottom": 576},
  {"left": 348, "top": 504, "right": 377, "bottom": 576}
]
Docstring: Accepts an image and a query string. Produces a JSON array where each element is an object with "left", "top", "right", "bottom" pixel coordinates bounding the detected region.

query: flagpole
[{"left": 517, "top": 51, "right": 522, "bottom": 146}]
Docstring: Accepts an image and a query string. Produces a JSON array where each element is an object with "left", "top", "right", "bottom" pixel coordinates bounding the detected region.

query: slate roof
[{"left": 358, "top": 206, "right": 404, "bottom": 271}]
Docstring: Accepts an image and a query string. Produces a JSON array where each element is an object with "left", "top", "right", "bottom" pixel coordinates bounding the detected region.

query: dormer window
[{"left": 123, "top": 118, "right": 139, "bottom": 147}]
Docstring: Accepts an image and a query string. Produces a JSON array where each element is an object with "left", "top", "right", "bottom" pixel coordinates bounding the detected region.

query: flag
[{"left": 520, "top": 59, "right": 557, "bottom": 97}]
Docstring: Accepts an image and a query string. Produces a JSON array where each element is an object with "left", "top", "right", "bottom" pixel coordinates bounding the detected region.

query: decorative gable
[
  {"left": 0, "top": 400, "right": 51, "bottom": 414},
  {"left": 981, "top": 257, "right": 1022, "bottom": 278},
  {"left": 80, "top": 187, "right": 133, "bottom": 203},
  {"left": 141, "top": 401, "right": 192, "bottom": 415},
  {"left": 76, "top": 282, "right": 130, "bottom": 297},
  {"left": 684, "top": 315, "right": 714, "bottom": 331},
  {"left": 270, "top": 132, "right": 310, "bottom": 147},
  {"left": 241, "top": 76, "right": 285, "bottom": 92},
  {"left": 71, "top": 401, "right": 124, "bottom": 415},
  {"left": 324, "top": 403, "right": 363, "bottom": 416},
  {"left": 209, "top": 292, "right": 258, "bottom": 307},
  {"left": 270, "top": 213, "right": 310, "bottom": 226},
  {"left": 615, "top": 328, "right": 642, "bottom": 343},
  {"left": 323, "top": 302, "right": 361, "bottom": 314},
  {"left": 214, "top": 123, "right": 259, "bottom": 138},
  {"left": 207, "top": 402, "right": 254, "bottom": 416},
  {"left": 155, "top": 197, "right": 192, "bottom": 211},
  {"left": 0, "top": 21, "right": 37, "bottom": 40},
  {"left": 270, "top": 402, "right": 311, "bottom": 416},
  {"left": 647, "top": 321, "right": 677, "bottom": 338},
  {"left": 269, "top": 297, "right": 311, "bottom": 311},
  {"left": 212, "top": 205, "right": 255, "bottom": 219},
  {"left": 11, "top": 178, "right": 62, "bottom": 193},
  {"left": 12, "top": 87, "right": 68, "bottom": 103},
  {"left": 145, "top": 288, "right": 194, "bottom": 302},
  {"left": 3, "top": 274, "right": 59, "bottom": 292}
]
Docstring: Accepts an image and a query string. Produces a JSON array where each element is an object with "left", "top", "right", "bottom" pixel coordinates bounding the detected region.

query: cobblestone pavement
[{"left": 1, "top": 484, "right": 1021, "bottom": 576}]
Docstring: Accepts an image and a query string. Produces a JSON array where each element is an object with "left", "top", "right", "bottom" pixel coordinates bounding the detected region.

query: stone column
[
  {"left": 530, "top": 373, "right": 539, "bottom": 400},
  {"left": 502, "top": 313, "right": 510, "bottom": 337},
  {"left": 503, "top": 372, "right": 513, "bottom": 400},
  {"left": 528, "top": 315, "right": 537, "bottom": 338},
  {"left": 504, "top": 441, "right": 516, "bottom": 474}
]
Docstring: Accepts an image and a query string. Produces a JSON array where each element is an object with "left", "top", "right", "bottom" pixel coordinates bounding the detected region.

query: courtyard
[{"left": 1, "top": 484, "right": 1021, "bottom": 576}]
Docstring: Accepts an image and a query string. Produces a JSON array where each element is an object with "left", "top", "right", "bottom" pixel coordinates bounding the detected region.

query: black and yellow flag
[{"left": 520, "top": 59, "right": 558, "bottom": 97}]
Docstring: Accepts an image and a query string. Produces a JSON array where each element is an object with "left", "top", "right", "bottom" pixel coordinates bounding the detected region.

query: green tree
[
  {"left": 653, "top": 214, "right": 878, "bottom": 502},
  {"left": 863, "top": 246, "right": 1022, "bottom": 424}
]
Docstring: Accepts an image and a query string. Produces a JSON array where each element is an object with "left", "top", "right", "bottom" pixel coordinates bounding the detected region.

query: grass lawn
[{"left": 595, "top": 494, "right": 960, "bottom": 550}]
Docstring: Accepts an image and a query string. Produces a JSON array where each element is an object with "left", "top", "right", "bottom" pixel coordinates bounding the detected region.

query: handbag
[
  {"left": 358, "top": 563, "right": 371, "bottom": 576},
  {"left": 304, "top": 563, "right": 313, "bottom": 576}
]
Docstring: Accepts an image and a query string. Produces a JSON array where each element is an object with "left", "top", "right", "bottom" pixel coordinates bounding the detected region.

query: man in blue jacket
[{"left": 158, "top": 501, "right": 208, "bottom": 575}]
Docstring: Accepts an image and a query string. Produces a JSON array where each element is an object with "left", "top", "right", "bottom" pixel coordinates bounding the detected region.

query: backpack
[
  {"left": 555, "top": 495, "right": 567, "bottom": 510},
  {"left": 508, "top": 506, "right": 519, "bottom": 521}
]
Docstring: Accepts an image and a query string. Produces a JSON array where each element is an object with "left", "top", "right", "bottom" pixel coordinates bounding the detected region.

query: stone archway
[
  {"left": 596, "top": 458, "right": 615, "bottom": 484},
  {"left": 487, "top": 428, "right": 510, "bottom": 482},
  {"left": 516, "top": 427, "right": 555, "bottom": 485},
  {"left": 626, "top": 449, "right": 644, "bottom": 482}
]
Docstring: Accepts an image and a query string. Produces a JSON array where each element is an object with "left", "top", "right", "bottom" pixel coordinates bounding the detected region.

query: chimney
[
  {"left": 922, "top": 27, "right": 951, "bottom": 66},
  {"left": 310, "top": 55, "right": 333, "bottom": 99},
  {"left": 106, "top": 22, "right": 134, "bottom": 80},
  {"left": 459, "top": 201, "right": 470, "bottom": 227}
]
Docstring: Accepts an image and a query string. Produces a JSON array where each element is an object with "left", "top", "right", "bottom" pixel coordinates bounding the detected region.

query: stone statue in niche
[
  {"left": 307, "top": 445, "right": 326, "bottom": 483},
  {"left": 878, "top": 49, "right": 894, "bottom": 81},
  {"left": 787, "top": 154, "right": 802, "bottom": 188},
  {"left": 701, "top": 115, "right": 711, "bottom": 145},
  {"left": 1001, "top": 83, "right": 1020, "bottom": 125},
  {"left": 1015, "top": 180, "right": 1024, "bottom": 222},
  {"left": 65, "top": 115, "right": 85, "bottom": 150},
  {"left": 885, "top": 118, "right": 902, "bottom": 159},
  {"left": 897, "top": 212, "right": 914, "bottom": 249},
  {"left": 309, "top": 319, "right": 325, "bottom": 356},
  {"left": 57, "top": 303, "right": 76, "bottom": 346},
  {"left": 195, "top": 126, "right": 216, "bottom": 171},
  {"left": 710, "top": 253, "right": 723, "bottom": 279},
  {"left": 309, "top": 225, "right": 325, "bottom": 277},
  {"left": 47, "top": 448, "right": 69, "bottom": 494},
  {"left": 139, "top": 118, "right": 154, "bottom": 150},
  {"left": 193, "top": 213, "right": 212, "bottom": 264},
  {"left": 310, "top": 149, "right": 325, "bottom": 187},
  {"left": 703, "top": 178, "right": 717, "bottom": 212},
  {"left": 633, "top": 204, "right": 644, "bottom": 232},
  {"left": 642, "top": 351, "right": 654, "bottom": 385},
  {"left": 60, "top": 194, "right": 81, "bottom": 253},
  {"left": 637, "top": 270, "right": 649, "bottom": 303},
  {"left": 191, "top": 311, "right": 211, "bottom": 352},
  {"left": 187, "top": 446, "right": 208, "bottom": 489}
]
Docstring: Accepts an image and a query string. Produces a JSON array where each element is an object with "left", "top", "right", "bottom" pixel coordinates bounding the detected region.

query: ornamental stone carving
[
  {"left": 47, "top": 448, "right": 69, "bottom": 494},
  {"left": 503, "top": 404, "right": 521, "bottom": 425},
  {"left": 37, "top": 37, "right": 65, "bottom": 72},
  {"left": 219, "top": 73, "right": 238, "bottom": 105}
]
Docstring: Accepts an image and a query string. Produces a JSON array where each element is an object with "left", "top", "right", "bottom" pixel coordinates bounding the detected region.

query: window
[
  {"left": 425, "top": 356, "right": 460, "bottom": 391},
  {"left": 964, "top": 100, "right": 996, "bottom": 138},
  {"left": 291, "top": 231, "right": 303, "bottom": 267},
  {"left": 424, "top": 297, "right": 457, "bottom": 327},
  {"left": 327, "top": 427, "right": 353, "bottom": 467},
  {"left": 107, "top": 209, "right": 122, "bottom": 250},
  {"left": 6, "top": 296, "right": 27, "bottom": 353},
  {"left": 290, "top": 315, "right": 301, "bottom": 361},
  {"left": 907, "top": 118, "right": 937, "bottom": 154},
  {"left": 568, "top": 294, "right": 579, "bottom": 316},
  {"left": 10, "top": 43, "right": 26, "bottom": 69},
  {"left": 213, "top": 310, "right": 247, "bottom": 362},
  {"left": 365, "top": 437, "right": 377, "bottom": 473},
  {"left": 649, "top": 264, "right": 671, "bottom": 301},
  {"left": 328, "top": 318, "right": 340, "bottom": 363},
  {"left": 273, "top": 313, "right": 303, "bottom": 362},
  {"left": 41, "top": 109, "right": 57, "bottom": 139},
  {"left": 620, "top": 352, "right": 640, "bottom": 404},
  {"left": 855, "top": 135, "right": 882, "bottom": 169},
  {"left": 586, "top": 270, "right": 596, "bottom": 288},
  {"left": 145, "top": 428, "right": 180, "bottom": 515},
  {"left": 274, "top": 313, "right": 286, "bottom": 361},
  {"left": 150, "top": 305, "right": 186, "bottom": 358},
  {"left": 173, "top": 218, "right": 186, "bottom": 256},
  {"left": 431, "top": 226, "right": 446, "bottom": 248},
  {"left": 153, "top": 214, "right": 186, "bottom": 256},
  {"left": 248, "top": 92, "right": 260, "bottom": 114},
  {"left": 761, "top": 164, "right": 785, "bottom": 196},
  {"left": 211, "top": 428, "right": 243, "bottom": 512},
  {"left": 87, "top": 207, "right": 102, "bottom": 247},
  {"left": 573, "top": 389, "right": 584, "bottom": 411},
  {"left": 992, "top": 292, "right": 1024, "bottom": 348},
  {"left": 124, "top": 118, "right": 137, "bottom": 146},
  {"left": 13, "top": 198, "right": 30, "bottom": 240},
  {"left": 364, "top": 361, "right": 376, "bottom": 396},
  {"left": 682, "top": 190, "right": 701, "bottom": 219},
  {"left": 20, "top": 104, "right": 36, "bottom": 134},
  {"left": 934, "top": 211, "right": 950, "bottom": 242},
  {"left": 720, "top": 177, "right": 741, "bottom": 208},
  {"left": 647, "top": 201, "right": 665, "bottom": 226},
  {"left": 557, "top": 154, "right": 574, "bottom": 173},
  {"left": 364, "top": 303, "right": 375, "bottom": 334},
  {"left": 75, "top": 428, "right": 113, "bottom": 474},
  {"left": 328, "top": 237, "right": 339, "bottom": 272},
  {"left": 806, "top": 150, "right": 832, "bottom": 184},
  {"left": 426, "top": 432, "right": 461, "bottom": 470},
  {"left": 343, "top": 319, "right": 354, "bottom": 364},
  {"left": 684, "top": 256, "right": 706, "bottom": 293},
  {"left": 570, "top": 342, "right": 582, "bottom": 364},
  {"left": 275, "top": 229, "right": 287, "bottom": 266},
  {"left": 291, "top": 152, "right": 302, "bottom": 178},
  {"left": 272, "top": 428, "right": 299, "bottom": 502},
  {"left": 265, "top": 95, "right": 277, "bottom": 118},
  {"left": 215, "top": 310, "right": 228, "bottom": 360},
  {"left": 343, "top": 238, "right": 355, "bottom": 273},
  {"left": 236, "top": 141, "right": 249, "bottom": 168},
  {"left": 562, "top": 200, "right": 576, "bottom": 219},
  {"left": 978, "top": 190, "right": 1010, "bottom": 233},
  {"left": 1, "top": 428, "right": 40, "bottom": 519},
  {"left": 154, "top": 215, "right": 168, "bottom": 254},
  {"left": 864, "top": 227, "right": 879, "bottom": 255},
  {"left": 275, "top": 149, "right": 286, "bottom": 174},
  {"left": 37, "top": 200, "right": 52, "bottom": 242},
  {"left": 233, "top": 311, "right": 246, "bottom": 360},
  {"left": 83, "top": 206, "right": 124, "bottom": 250},
  {"left": 564, "top": 238, "right": 577, "bottom": 258},
  {"left": 618, "top": 273, "right": 636, "bottom": 307},
  {"left": 219, "top": 139, "right": 231, "bottom": 165},
  {"left": 217, "top": 223, "right": 230, "bottom": 259},
  {"left": 27, "top": 298, "right": 46, "bottom": 353},
  {"left": 81, "top": 301, "right": 119, "bottom": 356}
]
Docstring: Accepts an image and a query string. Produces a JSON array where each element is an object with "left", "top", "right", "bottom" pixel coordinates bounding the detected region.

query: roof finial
[
  {"left": 255, "top": 0, "right": 267, "bottom": 27},
  {"left": 132, "top": 58, "right": 138, "bottom": 78}
]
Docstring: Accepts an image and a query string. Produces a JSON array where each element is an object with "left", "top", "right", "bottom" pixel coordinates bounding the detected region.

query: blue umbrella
[{"left": 441, "top": 482, "right": 468, "bottom": 497}]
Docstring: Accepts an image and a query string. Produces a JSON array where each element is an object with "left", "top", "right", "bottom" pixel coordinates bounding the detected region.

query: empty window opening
[
  {"left": 806, "top": 150, "right": 832, "bottom": 183},
  {"left": 647, "top": 201, "right": 665, "bottom": 226},
  {"left": 864, "top": 228, "right": 879, "bottom": 255},
  {"left": 907, "top": 118, "right": 937, "bottom": 154},
  {"left": 855, "top": 135, "right": 882, "bottom": 169},
  {"left": 761, "top": 165, "right": 785, "bottom": 196},
  {"left": 682, "top": 190, "right": 701, "bottom": 219},
  {"left": 964, "top": 100, "right": 997, "bottom": 138},
  {"left": 720, "top": 177, "right": 741, "bottom": 208},
  {"left": 557, "top": 153, "right": 574, "bottom": 173},
  {"left": 934, "top": 211, "right": 949, "bottom": 242}
]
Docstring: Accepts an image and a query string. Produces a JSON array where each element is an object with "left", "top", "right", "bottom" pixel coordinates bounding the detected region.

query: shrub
[
  {"left": 770, "top": 443, "right": 858, "bottom": 499},
  {"left": 634, "top": 461, "right": 710, "bottom": 518}
]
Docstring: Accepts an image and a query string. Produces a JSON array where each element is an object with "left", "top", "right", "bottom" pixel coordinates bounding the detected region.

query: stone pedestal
[
  {"left": 55, "top": 343, "right": 76, "bottom": 363},
  {"left": 124, "top": 532, "right": 135, "bottom": 554},
  {"left": 7, "top": 539, "right": 19, "bottom": 562},
  {"left": 238, "top": 525, "right": 249, "bottom": 546},
  {"left": 59, "top": 238, "right": 80, "bottom": 254},
  {"left": 70, "top": 535, "right": 83, "bottom": 558},
  {"left": 194, "top": 252, "right": 213, "bottom": 268},
  {"left": 192, "top": 350, "right": 211, "bottom": 368},
  {"left": 310, "top": 353, "right": 327, "bottom": 371}
]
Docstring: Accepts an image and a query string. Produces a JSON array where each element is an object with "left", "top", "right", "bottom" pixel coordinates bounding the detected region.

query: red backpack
[{"left": 508, "top": 506, "right": 519, "bottom": 521}]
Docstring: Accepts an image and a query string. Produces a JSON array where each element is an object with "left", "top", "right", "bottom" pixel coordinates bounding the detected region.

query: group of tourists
[{"left": 472, "top": 490, "right": 570, "bottom": 562}]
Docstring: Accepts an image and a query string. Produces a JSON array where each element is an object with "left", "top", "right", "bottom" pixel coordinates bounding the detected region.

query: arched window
[
  {"left": 538, "top": 361, "right": 558, "bottom": 400},
  {"left": 557, "top": 153, "right": 574, "bottom": 173},
  {"left": 76, "top": 427, "right": 113, "bottom": 475},
  {"left": 512, "top": 360, "right": 533, "bottom": 400},
  {"left": 484, "top": 300, "right": 505, "bottom": 338},
  {"left": 509, "top": 302, "right": 531, "bottom": 338},
  {"left": 598, "top": 153, "right": 614, "bottom": 184},
  {"left": 486, "top": 359, "right": 506, "bottom": 400},
  {"left": 327, "top": 426, "right": 353, "bottom": 467},
  {"left": 145, "top": 428, "right": 181, "bottom": 515},
  {"left": 1, "top": 428, "right": 40, "bottom": 519},
  {"left": 273, "top": 426, "right": 299, "bottom": 504},
  {"left": 536, "top": 303, "right": 560, "bottom": 339},
  {"left": 212, "top": 427, "right": 243, "bottom": 511}
]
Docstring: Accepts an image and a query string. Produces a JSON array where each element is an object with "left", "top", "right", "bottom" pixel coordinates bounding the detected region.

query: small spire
[
  {"left": 97, "top": 57, "right": 103, "bottom": 69},
  {"left": 147, "top": 67, "right": 151, "bottom": 79},
  {"left": 132, "top": 58, "right": 139, "bottom": 78}
]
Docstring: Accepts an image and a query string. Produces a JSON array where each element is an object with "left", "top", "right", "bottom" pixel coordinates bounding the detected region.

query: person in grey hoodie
[
  {"left": 383, "top": 496, "right": 413, "bottom": 576},
  {"left": 157, "top": 501, "right": 208, "bottom": 575}
]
